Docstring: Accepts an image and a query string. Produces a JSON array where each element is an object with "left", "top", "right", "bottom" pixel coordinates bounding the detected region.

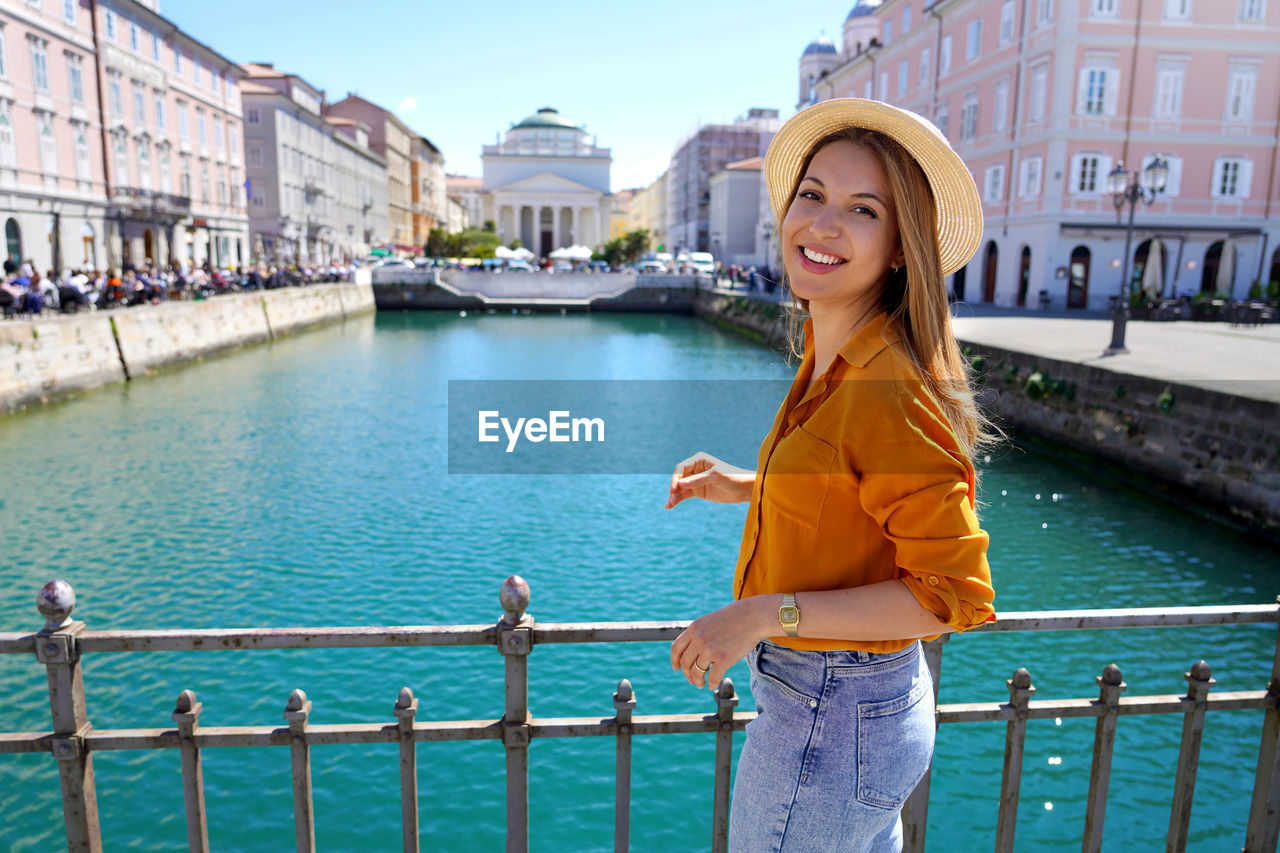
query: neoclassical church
[{"left": 479, "top": 107, "right": 612, "bottom": 256}]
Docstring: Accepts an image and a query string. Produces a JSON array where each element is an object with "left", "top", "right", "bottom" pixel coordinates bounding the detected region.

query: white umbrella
[
  {"left": 511, "top": 247, "right": 534, "bottom": 260},
  {"left": 1215, "top": 241, "right": 1236, "bottom": 297},
  {"left": 551, "top": 245, "right": 593, "bottom": 261},
  {"left": 495, "top": 246, "right": 516, "bottom": 259},
  {"left": 1141, "top": 238, "right": 1163, "bottom": 299}
]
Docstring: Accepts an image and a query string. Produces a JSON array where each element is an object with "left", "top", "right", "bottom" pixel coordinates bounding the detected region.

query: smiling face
[{"left": 781, "top": 139, "right": 903, "bottom": 313}]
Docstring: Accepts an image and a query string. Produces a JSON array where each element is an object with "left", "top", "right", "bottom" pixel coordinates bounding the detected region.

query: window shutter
[
  {"left": 1069, "top": 154, "right": 1083, "bottom": 194},
  {"left": 1239, "top": 159, "right": 1253, "bottom": 199},
  {"left": 1209, "top": 159, "right": 1224, "bottom": 199},
  {"left": 1105, "top": 70, "right": 1120, "bottom": 115},
  {"left": 1077, "top": 69, "right": 1090, "bottom": 115}
]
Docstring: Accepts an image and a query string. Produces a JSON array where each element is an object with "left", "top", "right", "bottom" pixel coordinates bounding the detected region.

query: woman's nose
[{"left": 810, "top": 204, "right": 840, "bottom": 238}]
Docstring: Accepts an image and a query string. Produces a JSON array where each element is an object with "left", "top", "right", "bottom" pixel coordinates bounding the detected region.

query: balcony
[{"left": 111, "top": 186, "right": 192, "bottom": 216}]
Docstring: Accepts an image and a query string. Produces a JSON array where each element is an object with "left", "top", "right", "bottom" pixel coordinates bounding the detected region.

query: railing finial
[
  {"left": 1010, "top": 667, "right": 1033, "bottom": 690},
  {"left": 174, "top": 689, "right": 198, "bottom": 715},
  {"left": 395, "top": 686, "right": 416, "bottom": 710},
  {"left": 285, "top": 688, "right": 308, "bottom": 713},
  {"left": 1189, "top": 660, "right": 1212, "bottom": 682},
  {"left": 37, "top": 579, "right": 76, "bottom": 633},
  {"left": 1100, "top": 663, "right": 1124, "bottom": 687},
  {"left": 500, "top": 575, "right": 531, "bottom": 624}
]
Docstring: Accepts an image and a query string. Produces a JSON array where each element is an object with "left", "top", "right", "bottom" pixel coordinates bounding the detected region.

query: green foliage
[
  {"left": 1193, "top": 290, "right": 1229, "bottom": 304},
  {"left": 1024, "top": 371, "right": 1048, "bottom": 400},
  {"left": 1269, "top": 280, "right": 1279, "bottom": 300},
  {"left": 1158, "top": 387, "right": 1175, "bottom": 414},
  {"left": 1114, "top": 383, "right": 1126, "bottom": 400},
  {"left": 1248, "top": 281, "right": 1263, "bottom": 299},
  {"left": 969, "top": 355, "right": 987, "bottom": 375},
  {"left": 425, "top": 227, "right": 502, "bottom": 259},
  {"left": 1064, "top": 383, "right": 1076, "bottom": 401},
  {"left": 482, "top": 220, "right": 496, "bottom": 233},
  {"left": 599, "top": 228, "right": 651, "bottom": 268},
  {"left": 1002, "top": 365, "right": 1020, "bottom": 385}
]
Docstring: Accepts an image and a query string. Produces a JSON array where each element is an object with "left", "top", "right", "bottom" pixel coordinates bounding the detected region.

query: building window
[
  {"left": 1164, "top": 0, "right": 1191, "bottom": 18},
  {"left": 38, "top": 123, "right": 57, "bottom": 174},
  {"left": 63, "top": 0, "right": 74, "bottom": 23},
  {"left": 155, "top": 93, "right": 165, "bottom": 131},
  {"left": 1212, "top": 157, "right": 1250, "bottom": 198},
  {"left": 940, "top": 35, "right": 952, "bottom": 76},
  {"left": 159, "top": 148, "right": 170, "bottom": 193},
  {"left": 248, "top": 146, "right": 262, "bottom": 166},
  {"left": 67, "top": 54, "right": 83, "bottom": 102},
  {"left": 0, "top": 115, "right": 15, "bottom": 169},
  {"left": 137, "top": 143, "right": 150, "bottom": 189},
  {"left": 30, "top": 38, "right": 49, "bottom": 91},
  {"left": 993, "top": 79, "right": 1010, "bottom": 133},
  {"left": 961, "top": 97, "right": 979, "bottom": 141},
  {"left": 920, "top": 47, "right": 931, "bottom": 85},
  {"left": 177, "top": 102, "right": 188, "bottom": 139},
  {"left": 151, "top": 33, "right": 159, "bottom": 61},
  {"left": 214, "top": 116, "right": 222, "bottom": 150},
  {"left": 74, "top": 132, "right": 89, "bottom": 180},
  {"left": 983, "top": 164, "right": 1005, "bottom": 203},
  {"left": 197, "top": 109, "right": 206, "bottom": 146},
  {"left": 193, "top": 56, "right": 201, "bottom": 87},
  {"left": 966, "top": 19, "right": 982, "bottom": 61},
  {"left": 878, "top": 71, "right": 888, "bottom": 100},
  {"left": 884, "top": 21, "right": 892, "bottom": 44},
  {"left": 898, "top": 61, "right": 909, "bottom": 94},
  {"left": 1154, "top": 66, "right": 1184, "bottom": 118},
  {"left": 246, "top": 107, "right": 260, "bottom": 126},
  {"left": 1226, "top": 66, "right": 1257, "bottom": 121},
  {"left": 1091, "top": 0, "right": 1118, "bottom": 15},
  {"left": 1019, "top": 156, "right": 1043, "bottom": 198},
  {"left": 201, "top": 161, "right": 209, "bottom": 205},
  {"left": 133, "top": 82, "right": 145, "bottom": 123},
  {"left": 174, "top": 50, "right": 181, "bottom": 76},
  {"left": 128, "top": 22, "right": 139, "bottom": 51},
  {"left": 105, "top": 9, "right": 116, "bottom": 40},
  {"left": 109, "top": 76, "right": 123, "bottom": 115},
  {"left": 0, "top": 27, "right": 6, "bottom": 78},
  {"left": 113, "top": 137, "right": 128, "bottom": 185},
  {"left": 1037, "top": 0, "right": 1053, "bottom": 25},
  {"left": 1078, "top": 67, "right": 1116, "bottom": 115},
  {"left": 229, "top": 123, "right": 237, "bottom": 154},
  {"left": 1001, "top": 1, "right": 1016, "bottom": 44},
  {"left": 935, "top": 106, "right": 950, "bottom": 138},
  {"left": 1239, "top": 0, "right": 1265, "bottom": 21},
  {"left": 1030, "top": 65, "right": 1048, "bottom": 121},
  {"left": 903, "top": 5, "right": 912, "bottom": 31},
  {"left": 1073, "top": 154, "right": 1103, "bottom": 193}
]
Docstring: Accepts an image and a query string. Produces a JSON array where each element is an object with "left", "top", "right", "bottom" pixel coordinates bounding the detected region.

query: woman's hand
[
  {"left": 665, "top": 452, "right": 755, "bottom": 508},
  {"left": 671, "top": 597, "right": 773, "bottom": 689}
]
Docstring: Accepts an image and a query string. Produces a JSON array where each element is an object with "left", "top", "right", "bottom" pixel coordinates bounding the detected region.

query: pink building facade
[
  {"left": 0, "top": 0, "right": 109, "bottom": 274},
  {"left": 0, "top": 0, "right": 249, "bottom": 275},
  {"left": 801, "top": 0, "right": 1280, "bottom": 310}
]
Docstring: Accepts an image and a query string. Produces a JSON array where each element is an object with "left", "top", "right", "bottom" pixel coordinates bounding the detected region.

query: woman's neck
[{"left": 807, "top": 296, "right": 884, "bottom": 381}]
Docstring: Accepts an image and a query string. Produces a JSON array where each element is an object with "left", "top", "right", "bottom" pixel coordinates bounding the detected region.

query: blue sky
[{"left": 158, "top": 0, "right": 859, "bottom": 189}]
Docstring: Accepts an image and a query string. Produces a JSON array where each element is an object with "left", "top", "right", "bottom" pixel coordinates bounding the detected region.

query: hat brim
[{"left": 764, "top": 98, "right": 983, "bottom": 278}]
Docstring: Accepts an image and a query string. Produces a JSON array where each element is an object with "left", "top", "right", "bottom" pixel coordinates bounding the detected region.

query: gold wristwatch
[{"left": 778, "top": 593, "right": 800, "bottom": 637}]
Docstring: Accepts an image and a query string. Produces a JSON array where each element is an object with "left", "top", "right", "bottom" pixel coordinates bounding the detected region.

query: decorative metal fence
[{"left": 1, "top": 576, "right": 1278, "bottom": 853}]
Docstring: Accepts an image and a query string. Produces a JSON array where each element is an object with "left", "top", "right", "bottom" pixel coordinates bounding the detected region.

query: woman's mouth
[{"left": 798, "top": 246, "right": 848, "bottom": 269}]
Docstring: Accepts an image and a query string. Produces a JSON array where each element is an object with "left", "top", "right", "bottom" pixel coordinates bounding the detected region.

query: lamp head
[
  {"left": 1107, "top": 162, "right": 1129, "bottom": 198},
  {"left": 1144, "top": 156, "right": 1169, "bottom": 193}
]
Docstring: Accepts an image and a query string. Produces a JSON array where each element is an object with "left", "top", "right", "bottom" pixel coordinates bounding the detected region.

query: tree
[
  {"left": 621, "top": 229, "right": 650, "bottom": 266},
  {"left": 425, "top": 228, "right": 448, "bottom": 258},
  {"left": 482, "top": 219, "right": 496, "bottom": 233}
]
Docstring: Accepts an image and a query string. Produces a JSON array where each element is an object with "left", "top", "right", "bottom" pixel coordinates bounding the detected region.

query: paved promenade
[{"left": 948, "top": 303, "right": 1280, "bottom": 403}]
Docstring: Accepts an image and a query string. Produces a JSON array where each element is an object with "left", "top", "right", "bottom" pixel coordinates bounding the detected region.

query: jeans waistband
[{"left": 758, "top": 639, "right": 921, "bottom": 670}]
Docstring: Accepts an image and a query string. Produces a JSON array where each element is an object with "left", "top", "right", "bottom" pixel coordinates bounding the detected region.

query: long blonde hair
[{"left": 780, "top": 128, "right": 998, "bottom": 462}]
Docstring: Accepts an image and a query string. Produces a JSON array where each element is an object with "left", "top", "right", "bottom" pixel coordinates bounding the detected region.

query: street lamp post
[{"left": 1105, "top": 156, "right": 1169, "bottom": 354}]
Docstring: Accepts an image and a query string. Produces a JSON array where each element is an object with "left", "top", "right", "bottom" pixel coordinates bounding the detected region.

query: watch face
[{"left": 780, "top": 607, "right": 799, "bottom": 622}]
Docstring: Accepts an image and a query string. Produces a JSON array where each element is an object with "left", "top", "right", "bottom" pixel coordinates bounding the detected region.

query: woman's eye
[
  {"left": 852, "top": 205, "right": 877, "bottom": 218},
  {"left": 799, "top": 190, "right": 821, "bottom": 202}
]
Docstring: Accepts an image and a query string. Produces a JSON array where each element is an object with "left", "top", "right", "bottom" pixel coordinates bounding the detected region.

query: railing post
[
  {"left": 171, "top": 689, "right": 209, "bottom": 853},
  {"left": 1244, "top": 599, "right": 1280, "bottom": 853},
  {"left": 995, "top": 667, "right": 1034, "bottom": 853},
  {"left": 712, "top": 677, "right": 738, "bottom": 853},
  {"left": 35, "top": 580, "right": 102, "bottom": 853},
  {"left": 394, "top": 687, "right": 420, "bottom": 853},
  {"left": 903, "top": 634, "right": 949, "bottom": 853},
  {"left": 283, "top": 688, "right": 315, "bottom": 853},
  {"left": 613, "top": 679, "right": 636, "bottom": 853},
  {"left": 1166, "top": 661, "right": 1214, "bottom": 853},
  {"left": 1082, "top": 663, "right": 1126, "bottom": 853},
  {"left": 498, "top": 576, "right": 533, "bottom": 853}
]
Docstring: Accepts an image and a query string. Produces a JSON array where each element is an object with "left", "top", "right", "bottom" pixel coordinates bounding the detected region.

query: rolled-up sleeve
[{"left": 855, "top": 390, "right": 996, "bottom": 633}]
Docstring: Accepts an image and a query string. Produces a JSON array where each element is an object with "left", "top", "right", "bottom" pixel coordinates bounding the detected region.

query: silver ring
[{"left": 692, "top": 661, "right": 709, "bottom": 674}]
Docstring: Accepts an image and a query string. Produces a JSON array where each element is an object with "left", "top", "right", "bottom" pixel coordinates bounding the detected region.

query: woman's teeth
[{"left": 802, "top": 248, "right": 845, "bottom": 265}]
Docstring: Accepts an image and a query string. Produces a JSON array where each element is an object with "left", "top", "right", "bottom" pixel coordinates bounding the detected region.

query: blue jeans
[{"left": 730, "top": 640, "right": 935, "bottom": 852}]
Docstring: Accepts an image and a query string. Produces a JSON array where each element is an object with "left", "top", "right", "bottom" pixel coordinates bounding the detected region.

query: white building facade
[
  {"left": 708, "top": 157, "right": 764, "bottom": 266},
  {"left": 480, "top": 107, "right": 611, "bottom": 256}
]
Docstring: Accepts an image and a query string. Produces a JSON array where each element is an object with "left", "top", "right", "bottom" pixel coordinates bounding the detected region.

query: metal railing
[{"left": 2, "top": 577, "right": 1278, "bottom": 853}]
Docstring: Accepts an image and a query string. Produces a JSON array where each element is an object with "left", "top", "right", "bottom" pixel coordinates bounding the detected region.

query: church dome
[
  {"left": 802, "top": 36, "right": 839, "bottom": 57},
  {"left": 511, "top": 107, "right": 585, "bottom": 134},
  {"left": 846, "top": 0, "right": 885, "bottom": 20}
]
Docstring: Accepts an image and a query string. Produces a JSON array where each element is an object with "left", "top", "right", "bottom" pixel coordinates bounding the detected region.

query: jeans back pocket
[{"left": 855, "top": 677, "right": 934, "bottom": 811}]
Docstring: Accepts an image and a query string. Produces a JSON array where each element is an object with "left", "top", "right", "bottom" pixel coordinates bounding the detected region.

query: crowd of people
[{"left": 0, "top": 257, "right": 357, "bottom": 318}]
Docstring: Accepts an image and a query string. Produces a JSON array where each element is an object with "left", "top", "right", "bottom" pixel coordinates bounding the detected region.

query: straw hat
[{"left": 763, "top": 98, "right": 983, "bottom": 277}]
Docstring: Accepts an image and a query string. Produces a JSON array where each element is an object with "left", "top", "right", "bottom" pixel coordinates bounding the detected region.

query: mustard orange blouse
[{"left": 733, "top": 312, "right": 996, "bottom": 653}]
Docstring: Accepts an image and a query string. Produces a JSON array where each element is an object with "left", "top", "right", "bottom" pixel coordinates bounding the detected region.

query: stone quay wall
[
  {"left": 691, "top": 291, "right": 1280, "bottom": 540},
  {"left": 372, "top": 272, "right": 702, "bottom": 312},
  {"left": 1, "top": 283, "right": 374, "bottom": 415}
]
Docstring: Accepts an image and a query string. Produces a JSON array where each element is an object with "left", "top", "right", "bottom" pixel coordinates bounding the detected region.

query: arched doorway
[
  {"left": 143, "top": 229, "right": 154, "bottom": 265},
  {"left": 5, "top": 218, "right": 21, "bottom": 265},
  {"left": 1068, "top": 246, "right": 1090, "bottom": 309},
  {"left": 952, "top": 264, "right": 967, "bottom": 301},
  {"left": 1270, "top": 247, "right": 1280, "bottom": 295},
  {"left": 1017, "top": 246, "right": 1031, "bottom": 307},
  {"left": 1201, "top": 241, "right": 1223, "bottom": 293},
  {"left": 81, "top": 222, "right": 96, "bottom": 268},
  {"left": 982, "top": 241, "right": 998, "bottom": 303}
]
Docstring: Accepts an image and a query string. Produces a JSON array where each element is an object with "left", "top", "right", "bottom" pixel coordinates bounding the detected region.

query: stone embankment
[
  {"left": 692, "top": 290, "right": 1280, "bottom": 541},
  {"left": 371, "top": 269, "right": 701, "bottom": 312},
  {"left": 1, "top": 283, "right": 374, "bottom": 415}
]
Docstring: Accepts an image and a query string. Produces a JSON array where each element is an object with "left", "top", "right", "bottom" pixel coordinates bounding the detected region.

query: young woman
[{"left": 665, "top": 99, "right": 998, "bottom": 851}]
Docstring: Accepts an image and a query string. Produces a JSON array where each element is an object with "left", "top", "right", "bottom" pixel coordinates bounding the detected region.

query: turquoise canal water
[{"left": 1, "top": 310, "right": 1277, "bottom": 852}]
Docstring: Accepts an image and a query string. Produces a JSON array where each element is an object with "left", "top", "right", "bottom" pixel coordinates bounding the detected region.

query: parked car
[
  {"left": 505, "top": 260, "right": 536, "bottom": 273},
  {"left": 634, "top": 260, "right": 667, "bottom": 274},
  {"left": 689, "top": 252, "right": 716, "bottom": 276},
  {"left": 374, "top": 258, "right": 414, "bottom": 269}
]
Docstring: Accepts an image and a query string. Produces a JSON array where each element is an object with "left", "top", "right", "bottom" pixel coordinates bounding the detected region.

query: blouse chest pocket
[{"left": 762, "top": 425, "right": 838, "bottom": 529}]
